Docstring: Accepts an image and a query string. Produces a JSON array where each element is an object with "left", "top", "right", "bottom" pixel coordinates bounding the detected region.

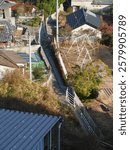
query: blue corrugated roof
[
  {"left": 66, "top": 8, "right": 101, "bottom": 29},
  {"left": 0, "top": 109, "right": 62, "bottom": 150}
]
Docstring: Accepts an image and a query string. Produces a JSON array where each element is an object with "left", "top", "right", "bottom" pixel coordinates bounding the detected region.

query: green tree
[
  {"left": 36, "top": 0, "right": 65, "bottom": 18},
  {"left": 66, "top": 7, "right": 73, "bottom": 13},
  {"left": 23, "top": 16, "right": 41, "bottom": 27},
  {"left": 32, "top": 66, "right": 45, "bottom": 80},
  {"left": 100, "top": 21, "right": 113, "bottom": 47},
  {"left": 68, "top": 61, "right": 105, "bottom": 100}
]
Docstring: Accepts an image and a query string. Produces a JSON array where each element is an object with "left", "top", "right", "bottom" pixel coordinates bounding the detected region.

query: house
[
  {"left": 0, "top": 0, "right": 16, "bottom": 47},
  {"left": 0, "top": 0, "right": 16, "bottom": 25},
  {"left": 66, "top": 8, "right": 102, "bottom": 39},
  {"left": 0, "top": 109, "right": 63, "bottom": 150},
  {"left": 71, "top": 0, "right": 113, "bottom": 12},
  {"left": 0, "top": 19, "right": 15, "bottom": 48},
  {"left": 0, "top": 50, "right": 26, "bottom": 79}
]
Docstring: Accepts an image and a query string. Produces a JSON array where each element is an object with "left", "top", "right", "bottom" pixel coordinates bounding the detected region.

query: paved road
[{"left": 40, "top": 22, "right": 67, "bottom": 95}]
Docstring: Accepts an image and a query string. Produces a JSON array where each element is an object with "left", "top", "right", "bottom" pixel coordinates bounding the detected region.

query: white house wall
[
  {"left": 0, "top": 65, "right": 14, "bottom": 80},
  {"left": 0, "top": 10, "right": 3, "bottom": 18},
  {"left": 4, "top": 7, "right": 11, "bottom": 19},
  {"left": 2, "top": 7, "right": 15, "bottom": 25}
]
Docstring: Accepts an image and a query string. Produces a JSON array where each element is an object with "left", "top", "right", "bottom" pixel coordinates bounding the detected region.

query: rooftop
[
  {"left": 71, "top": 0, "right": 113, "bottom": 5},
  {"left": 0, "top": 0, "right": 15, "bottom": 10},
  {"left": 0, "top": 55, "right": 17, "bottom": 67},
  {"left": 0, "top": 0, "right": 4, "bottom": 5},
  {"left": 66, "top": 8, "right": 101, "bottom": 29},
  {"left": 0, "top": 109, "right": 62, "bottom": 150},
  {"left": 93, "top": 0, "right": 113, "bottom": 5},
  {"left": 0, "top": 50, "right": 26, "bottom": 66},
  {"left": 0, "top": 19, "right": 15, "bottom": 42}
]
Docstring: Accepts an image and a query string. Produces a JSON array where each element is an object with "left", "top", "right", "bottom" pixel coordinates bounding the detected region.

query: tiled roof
[
  {"left": 0, "top": 55, "right": 18, "bottom": 67},
  {"left": 0, "top": 109, "right": 62, "bottom": 150},
  {"left": 66, "top": 8, "right": 101, "bottom": 29},
  {"left": 93, "top": 0, "right": 113, "bottom": 5},
  {"left": 0, "top": 0, "right": 4, "bottom": 5},
  {"left": 0, "top": 0, "right": 15, "bottom": 9},
  {"left": 0, "top": 19, "right": 15, "bottom": 42},
  {"left": 0, "top": 50, "right": 27, "bottom": 65}
]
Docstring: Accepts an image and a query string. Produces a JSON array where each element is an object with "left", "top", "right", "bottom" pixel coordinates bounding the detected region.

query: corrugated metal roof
[
  {"left": 0, "top": 109, "right": 62, "bottom": 150},
  {"left": 66, "top": 8, "right": 101, "bottom": 29}
]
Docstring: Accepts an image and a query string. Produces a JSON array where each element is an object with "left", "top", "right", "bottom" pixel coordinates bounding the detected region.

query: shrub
[
  {"left": 0, "top": 69, "right": 49, "bottom": 103},
  {"left": 99, "top": 21, "right": 113, "bottom": 47},
  {"left": 66, "top": 7, "right": 73, "bottom": 13},
  {"left": 68, "top": 60, "right": 110, "bottom": 100},
  {"left": 32, "top": 66, "right": 46, "bottom": 80},
  {"left": 101, "top": 32, "right": 113, "bottom": 47},
  {"left": 23, "top": 16, "right": 41, "bottom": 27}
]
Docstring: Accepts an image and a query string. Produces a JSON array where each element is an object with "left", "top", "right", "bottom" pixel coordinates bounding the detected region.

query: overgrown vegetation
[
  {"left": 23, "top": 16, "right": 41, "bottom": 27},
  {"left": 0, "top": 70, "right": 93, "bottom": 150},
  {"left": 68, "top": 60, "right": 111, "bottom": 100},
  {"left": 100, "top": 21, "right": 113, "bottom": 47},
  {"left": 0, "top": 70, "right": 49, "bottom": 102},
  {"left": 58, "top": 11, "right": 72, "bottom": 36},
  {"left": 36, "top": 0, "right": 65, "bottom": 18},
  {"left": 66, "top": 7, "right": 73, "bottom": 13},
  {"left": 32, "top": 66, "right": 47, "bottom": 80}
]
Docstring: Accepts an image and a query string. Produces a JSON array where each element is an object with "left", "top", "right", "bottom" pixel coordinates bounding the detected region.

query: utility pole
[
  {"left": 28, "top": 31, "right": 32, "bottom": 80},
  {"left": 56, "top": 0, "right": 59, "bottom": 48}
]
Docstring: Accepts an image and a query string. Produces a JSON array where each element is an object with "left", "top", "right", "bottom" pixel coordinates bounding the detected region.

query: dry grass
[
  {"left": 0, "top": 69, "right": 109, "bottom": 150},
  {"left": 0, "top": 70, "right": 89, "bottom": 149}
]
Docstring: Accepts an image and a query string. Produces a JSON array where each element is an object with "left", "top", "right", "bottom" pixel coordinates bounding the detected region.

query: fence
[{"left": 66, "top": 87, "right": 102, "bottom": 137}]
